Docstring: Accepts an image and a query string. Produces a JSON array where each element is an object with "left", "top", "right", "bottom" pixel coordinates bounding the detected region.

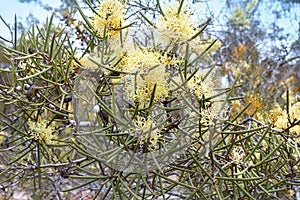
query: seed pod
[
  {"left": 64, "top": 95, "right": 72, "bottom": 103},
  {"left": 28, "top": 47, "right": 37, "bottom": 54},
  {"left": 26, "top": 84, "right": 38, "bottom": 100}
]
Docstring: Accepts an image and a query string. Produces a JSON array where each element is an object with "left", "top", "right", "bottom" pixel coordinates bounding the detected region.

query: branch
[{"left": 0, "top": 157, "right": 88, "bottom": 171}]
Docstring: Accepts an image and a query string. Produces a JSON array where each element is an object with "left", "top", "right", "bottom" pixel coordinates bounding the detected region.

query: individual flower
[
  {"left": 92, "top": 0, "right": 126, "bottom": 38},
  {"left": 27, "top": 119, "right": 56, "bottom": 144}
]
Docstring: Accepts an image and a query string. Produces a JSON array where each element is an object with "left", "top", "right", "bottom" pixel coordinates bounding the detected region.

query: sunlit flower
[
  {"left": 281, "top": 90, "right": 297, "bottom": 104},
  {"left": 28, "top": 119, "right": 56, "bottom": 144},
  {"left": 273, "top": 102, "right": 300, "bottom": 132},
  {"left": 160, "top": 52, "right": 182, "bottom": 67},
  {"left": 290, "top": 102, "right": 300, "bottom": 122},
  {"left": 285, "top": 189, "right": 295, "bottom": 199},
  {"left": 268, "top": 103, "right": 283, "bottom": 123},
  {"left": 92, "top": 0, "right": 126, "bottom": 38},
  {"left": 291, "top": 125, "right": 300, "bottom": 134}
]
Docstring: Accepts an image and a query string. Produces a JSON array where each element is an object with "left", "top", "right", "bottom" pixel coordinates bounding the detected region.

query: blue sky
[
  {"left": 0, "top": 0, "right": 60, "bottom": 39},
  {"left": 0, "top": 0, "right": 226, "bottom": 40},
  {"left": 0, "top": 0, "right": 299, "bottom": 49}
]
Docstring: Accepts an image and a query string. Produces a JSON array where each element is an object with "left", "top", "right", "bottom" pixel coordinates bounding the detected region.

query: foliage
[{"left": 0, "top": 0, "right": 299, "bottom": 199}]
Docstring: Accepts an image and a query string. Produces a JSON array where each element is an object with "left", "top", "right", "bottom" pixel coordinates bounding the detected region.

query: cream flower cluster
[
  {"left": 187, "top": 70, "right": 214, "bottom": 100},
  {"left": 274, "top": 102, "right": 300, "bottom": 133},
  {"left": 155, "top": 1, "right": 222, "bottom": 57},
  {"left": 119, "top": 50, "right": 169, "bottom": 104},
  {"left": 92, "top": 0, "right": 126, "bottom": 38},
  {"left": 28, "top": 120, "right": 56, "bottom": 144},
  {"left": 133, "top": 116, "right": 162, "bottom": 149},
  {"left": 156, "top": 2, "right": 197, "bottom": 44},
  {"left": 269, "top": 102, "right": 300, "bottom": 134},
  {"left": 187, "top": 70, "right": 224, "bottom": 125}
]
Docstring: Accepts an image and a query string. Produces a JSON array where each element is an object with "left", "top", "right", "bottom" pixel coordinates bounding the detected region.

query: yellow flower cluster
[
  {"left": 156, "top": 2, "right": 198, "bottom": 44},
  {"left": 268, "top": 103, "right": 283, "bottom": 123},
  {"left": 120, "top": 50, "right": 169, "bottom": 104},
  {"left": 273, "top": 102, "right": 300, "bottom": 133},
  {"left": 133, "top": 116, "right": 162, "bottom": 149},
  {"left": 187, "top": 70, "right": 214, "bottom": 100},
  {"left": 160, "top": 52, "right": 182, "bottom": 67},
  {"left": 186, "top": 69, "right": 224, "bottom": 125},
  {"left": 92, "top": 0, "right": 126, "bottom": 38},
  {"left": 28, "top": 120, "right": 56, "bottom": 144}
]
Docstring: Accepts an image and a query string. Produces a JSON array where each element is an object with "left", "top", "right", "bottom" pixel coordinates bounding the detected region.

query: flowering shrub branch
[{"left": 0, "top": 0, "right": 299, "bottom": 199}]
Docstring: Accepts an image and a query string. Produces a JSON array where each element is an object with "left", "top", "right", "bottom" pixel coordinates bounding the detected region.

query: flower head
[
  {"left": 273, "top": 102, "right": 300, "bottom": 132},
  {"left": 156, "top": 1, "right": 199, "bottom": 44},
  {"left": 187, "top": 69, "right": 214, "bottom": 100},
  {"left": 119, "top": 50, "right": 169, "bottom": 104},
  {"left": 133, "top": 116, "right": 162, "bottom": 149},
  {"left": 274, "top": 114, "right": 289, "bottom": 130},
  {"left": 186, "top": 69, "right": 225, "bottom": 125},
  {"left": 92, "top": 0, "right": 126, "bottom": 38},
  {"left": 28, "top": 120, "right": 56, "bottom": 144}
]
